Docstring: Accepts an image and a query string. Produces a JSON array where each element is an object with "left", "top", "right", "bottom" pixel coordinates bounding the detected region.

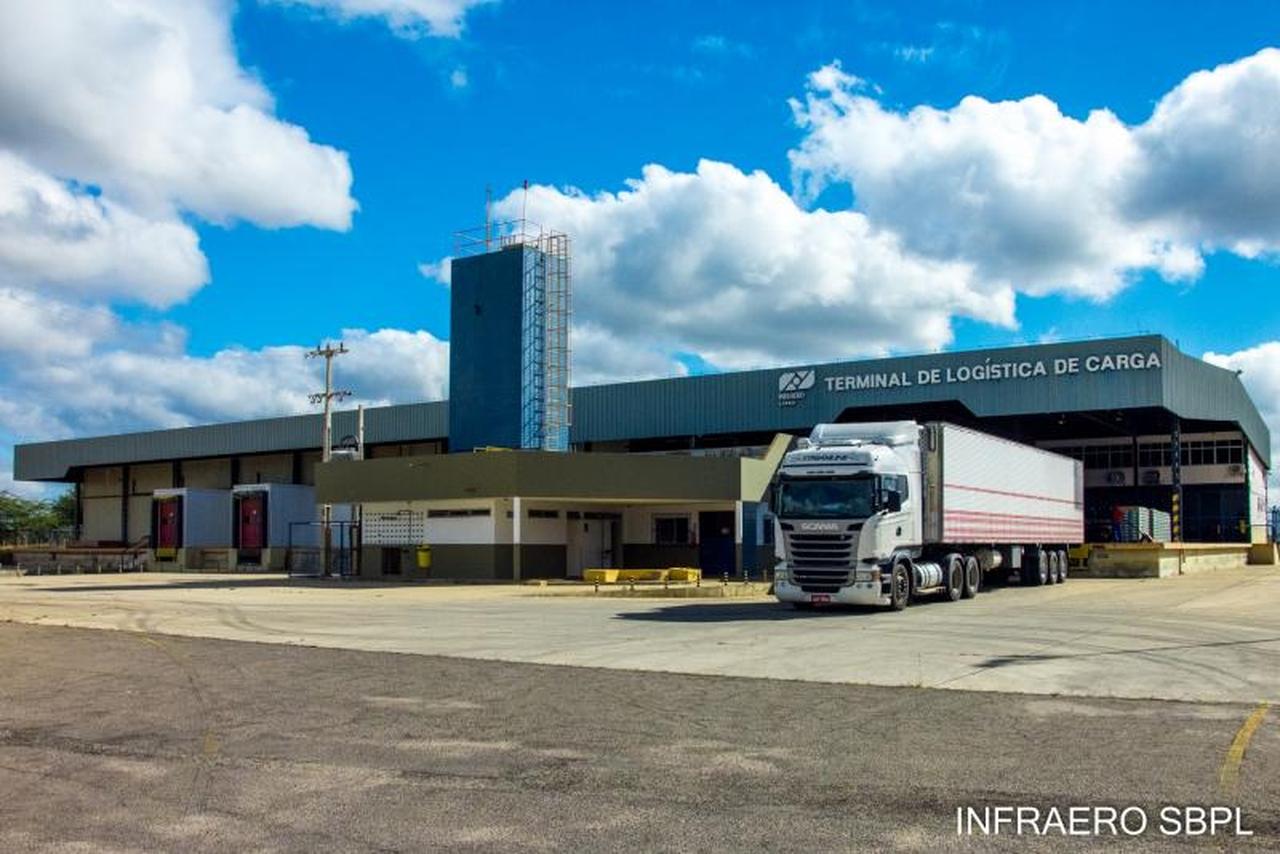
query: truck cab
[{"left": 772, "top": 422, "right": 923, "bottom": 608}]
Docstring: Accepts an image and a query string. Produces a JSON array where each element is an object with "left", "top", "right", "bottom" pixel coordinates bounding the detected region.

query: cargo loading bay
[{"left": 10, "top": 333, "right": 1274, "bottom": 579}]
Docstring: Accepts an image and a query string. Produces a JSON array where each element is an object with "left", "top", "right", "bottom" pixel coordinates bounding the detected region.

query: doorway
[
  {"left": 566, "top": 515, "right": 615, "bottom": 577},
  {"left": 154, "top": 497, "right": 182, "bottom": 560},
  {"left": 235, "top": 491, "right": 266, "bottom": 565},
  {"left": 698, "top": 510, "right": 736, "bottom": 576}
]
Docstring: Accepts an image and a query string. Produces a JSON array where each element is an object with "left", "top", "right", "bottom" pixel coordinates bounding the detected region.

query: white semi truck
[{"left": 772, "top": 421, "right": 1084, "bottom": 610}]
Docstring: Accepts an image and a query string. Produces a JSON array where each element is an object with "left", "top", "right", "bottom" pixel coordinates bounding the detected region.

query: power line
[{"left": 306, "top": 341, "right": 351, "bottom": 577}]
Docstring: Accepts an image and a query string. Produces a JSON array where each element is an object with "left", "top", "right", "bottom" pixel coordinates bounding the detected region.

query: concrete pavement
[{"left": 2, "top": 568, "right": 1279, "bottom": 703}]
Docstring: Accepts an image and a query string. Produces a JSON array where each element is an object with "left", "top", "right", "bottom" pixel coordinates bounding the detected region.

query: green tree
[{"left": 0, "top": 490, "right": 74, "bottom": 544}]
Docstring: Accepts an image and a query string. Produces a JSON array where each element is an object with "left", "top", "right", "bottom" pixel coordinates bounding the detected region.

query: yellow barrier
[{"left": 583, "top": 567, "right": 702, "bottom": 584}]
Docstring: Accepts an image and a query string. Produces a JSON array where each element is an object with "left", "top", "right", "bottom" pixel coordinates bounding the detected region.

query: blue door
[{"left": 698, "top": 511, "right": 736, "bottom": 576}]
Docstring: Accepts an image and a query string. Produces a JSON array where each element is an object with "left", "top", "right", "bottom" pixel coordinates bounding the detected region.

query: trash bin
[{"left": 416, "top": 545, "right": 432, "bottom": 571}]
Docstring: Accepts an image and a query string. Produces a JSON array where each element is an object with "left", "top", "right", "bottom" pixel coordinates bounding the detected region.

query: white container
[{"left": 925, "top": 423, "right": 1084, "bottom": 545}]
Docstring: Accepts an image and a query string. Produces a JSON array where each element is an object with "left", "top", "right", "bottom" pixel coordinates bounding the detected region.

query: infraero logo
[{"left": 777, "top": 369, "right": 815, "bottom": 407}]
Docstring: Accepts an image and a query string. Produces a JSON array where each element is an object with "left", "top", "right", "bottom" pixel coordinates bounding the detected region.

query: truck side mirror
[{"left": 885, "top": 491, "right": 902, "bottom": 513}]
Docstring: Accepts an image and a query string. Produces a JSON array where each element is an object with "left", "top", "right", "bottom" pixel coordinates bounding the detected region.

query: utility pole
[{"left": 307, "top": 342, "right": 351, "bottom": 577}]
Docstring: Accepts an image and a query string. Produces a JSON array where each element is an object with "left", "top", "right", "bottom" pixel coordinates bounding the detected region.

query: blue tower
[{"left": 448, "top": 223, "right": 570, "bottom": 453}]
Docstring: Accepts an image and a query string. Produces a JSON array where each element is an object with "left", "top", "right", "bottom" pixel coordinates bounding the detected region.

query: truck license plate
[{"left": 810, "top": 593, "right": 831, "bottom": 604}]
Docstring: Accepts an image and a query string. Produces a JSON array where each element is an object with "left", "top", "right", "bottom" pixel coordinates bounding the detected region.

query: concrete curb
[{"left": 528, "top": 582, "right": 772, "bottom": 599}]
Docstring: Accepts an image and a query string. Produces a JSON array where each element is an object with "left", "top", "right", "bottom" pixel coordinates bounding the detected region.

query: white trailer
[{"left": 772, "top": 421, "right": 1083, "bottom": 610}]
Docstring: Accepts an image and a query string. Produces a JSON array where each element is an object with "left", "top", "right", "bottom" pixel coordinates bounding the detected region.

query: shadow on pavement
[
  {"left": 614, "top": 602, "right": 883, "bottom": 622},
  {"left": 31, "top": 577, "right": 362, "bottom": 594}
]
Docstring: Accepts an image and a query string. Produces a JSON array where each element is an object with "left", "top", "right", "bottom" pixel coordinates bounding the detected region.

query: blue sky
[
  {"left": 3, "top": 0, "right": 1280, "bottom": 494},
  {"left": 144, "top": 0, "right": 1280, "bottom": 358}
]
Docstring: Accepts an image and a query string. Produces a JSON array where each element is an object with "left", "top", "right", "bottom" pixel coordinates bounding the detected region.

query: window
[
  {"left": 654, "top": 515, "right": 691, "bottom": 545},
  {"left": 777, "top": 476, "right": 876, "bottom": 519},
  {"left": 426, "top": 508, "right": 491, "bottom": 518},
  {"left": 885, "top": 474, "right": 908, "bottom": 500},
  {"left": 528, "top": 509, "right": 560, "bottom": 519},
  {"left": 1138, "top": 442, "right": 1172, "bottom": 467}
]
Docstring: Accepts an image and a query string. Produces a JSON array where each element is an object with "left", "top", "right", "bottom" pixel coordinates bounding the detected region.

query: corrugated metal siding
[
  {"left": 13, "top": 334, "right": 1271, "bottom": 481},
  {"left": 1160, "top": 340, "right": 1271, "bottom": 458},
  {"left": 14, "top": 402, "right": 448, "bottom": 481},
  {"left": 571, "top": 336, "right": 1174, "bottom": 442}
]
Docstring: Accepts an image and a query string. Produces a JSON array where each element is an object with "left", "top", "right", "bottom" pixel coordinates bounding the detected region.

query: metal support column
[
  {"left": 120, "top": 464, "right": 130, "bottom": 544},
  {"left": 512, "top": 496, "right": 523, "bottom": 582},
  {"left": 1170, "top": 417, "right": 1182, "bottom": 542}
]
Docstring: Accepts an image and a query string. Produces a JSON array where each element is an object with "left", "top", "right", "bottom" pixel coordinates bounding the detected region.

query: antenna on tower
[
  {"left": 521, "top": 179, "right": 529, "bottom": 226},
  {"left": 484, "top": 185, "right": 492, "bottom": 251}
]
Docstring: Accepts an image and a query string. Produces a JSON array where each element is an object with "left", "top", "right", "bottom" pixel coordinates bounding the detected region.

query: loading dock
[
  {"left": 231, "top": 483, "right": 318, "bottom": 570},
  {"left": 149, "top": 488, "right": 232, "bottom": 569}
]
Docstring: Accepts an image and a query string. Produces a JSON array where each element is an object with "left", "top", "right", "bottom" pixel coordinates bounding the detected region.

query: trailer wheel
[
  {"left": 1031, "top": 549, "right": 1049, "bottom": 586},
  {"left": 962, "top": 555, "right": 981, "bottom": 598},
  {"left": 1047, "top": 550, "right": 1061, "bottom": 584},
  {"left": 1057, "top": 550, "right": 1069, "bottom": 583},
  {"left": 944, "top": 557, "right": 963, "bottom": 601},
  {"left": 890, "top": 562, "right": 911, "bottom": 611}
]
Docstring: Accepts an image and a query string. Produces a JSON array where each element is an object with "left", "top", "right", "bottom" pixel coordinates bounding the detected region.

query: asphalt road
[{"left": 1, "top": 623, "right": 1276, "bottom": 852}]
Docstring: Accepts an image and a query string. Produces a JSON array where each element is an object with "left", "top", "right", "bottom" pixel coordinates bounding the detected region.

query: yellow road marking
[{"left": 1219, "top": 702, "right": 1269, "bottom": 795}]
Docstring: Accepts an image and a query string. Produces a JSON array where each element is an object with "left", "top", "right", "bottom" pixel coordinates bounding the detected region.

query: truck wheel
[
  {"left": 890, "top": 562, "right": 911, "bottom": 611},
  {"left": 1033, "top": 549, "right": 1049, "bottom": 586},
  {"left": 1057, "top": 550, "right": 1069, "bottom": 583},
  {"left": 1048, "top": 550, "right": 1061, "bottom": 584},
  {"left": 945, "top": 557, "right": 963, "bottom": 601},
  {"left": 962, "top": 556, "right": 981, "bottom": 598}
]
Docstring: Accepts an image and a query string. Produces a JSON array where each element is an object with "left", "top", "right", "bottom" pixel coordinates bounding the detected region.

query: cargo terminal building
[{"left": 10, "top": 234, "right": 1272, "bottom": 579}]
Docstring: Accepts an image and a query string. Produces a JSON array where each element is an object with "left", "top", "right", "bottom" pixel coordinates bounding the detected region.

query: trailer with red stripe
[{"left": 772, "top": 421, "right": 1083, "bottom": 611}]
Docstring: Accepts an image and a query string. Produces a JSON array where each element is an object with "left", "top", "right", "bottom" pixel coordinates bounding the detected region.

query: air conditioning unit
[
  {"left": 1106, "top": 470, "right": 1127, "bottom": 485},
  {"left": 1141, "top": 470, "right": 1161, "bottom": 485},
  {"left": 1228, "top": 463, "right": 1243, "bottom": 476}
]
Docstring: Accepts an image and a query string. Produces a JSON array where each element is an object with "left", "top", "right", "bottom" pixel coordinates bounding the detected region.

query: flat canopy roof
[
  {"left": 13, "top": 334, "right": 1270, "bottom": 481},
  {"left": 315, "top": 439, "right": 791, "bottom": 505}
]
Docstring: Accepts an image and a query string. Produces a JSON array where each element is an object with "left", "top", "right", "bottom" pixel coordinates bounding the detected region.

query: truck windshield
[{"left": 777, "top": 477, "right": 875, "bottom": 519}]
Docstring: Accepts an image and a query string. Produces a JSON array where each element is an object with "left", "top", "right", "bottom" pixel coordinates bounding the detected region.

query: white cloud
[
  {"left": 0, "top": 0, "right": 356, "bottom": 236},
  {"left": 417, "top": 258, "right": 451, "bottom": 284},
  {"left": 789, "top": 62, "right": 1201, "bottom": 299},
  {"left": 0, "top": 288, "right": 118, "bottom": 357},
  {"left": 691, "top": 34, "right": 752, "bottom": 57},
  {"left": 1204, "top": 343, "right": 1280, "bottom": 492},
  {"left": 275, "top": 0, "right": 494, "bottom": 38},
  {"left": 1129, "top": 48, "right": 1280, "bottom": 256},
  {"left": 571, "top": 323, "right": 689, "bottom": 386},
  {"left": 0, "top": 153, "right": 207, "bottom": 307},
  {"left": 0, "top": 317, "right": 449, "bottom": 440},
  {"left": 492, "top": 159, "right": 1008, "bottom": 371},
  {"left": 789, "top": 50, "right": 1280, "bottom": 303},
  {"left": 449, "top": 66, "right": 469, "bottom": 89}
]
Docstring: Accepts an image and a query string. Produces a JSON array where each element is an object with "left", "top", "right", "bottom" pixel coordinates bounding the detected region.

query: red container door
[
  {"left": 156, "top": 499, "right": 182, "bottom": 554},
  {"left": 238, "top": 493, "right": 266, "bottom": 550}
]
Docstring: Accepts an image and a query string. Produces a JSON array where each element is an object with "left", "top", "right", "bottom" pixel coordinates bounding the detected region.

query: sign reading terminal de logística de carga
[{"left": 777, "top": 350, "right": 1163, "bottom": 407}]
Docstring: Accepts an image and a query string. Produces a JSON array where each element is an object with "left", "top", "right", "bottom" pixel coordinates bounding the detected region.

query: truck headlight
[{"left": 773, "top": 564, "right": 788, "bottom": 582}]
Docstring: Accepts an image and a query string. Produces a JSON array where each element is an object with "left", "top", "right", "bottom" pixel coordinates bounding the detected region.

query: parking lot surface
[
  {"left": 1, "top": 568, "right": 1279, "bottom": 703},
  {"left": 1, "top": 622, "right": 1276, "bottom": 852}
]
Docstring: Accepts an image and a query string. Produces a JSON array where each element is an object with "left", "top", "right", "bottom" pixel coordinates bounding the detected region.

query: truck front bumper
[{"left": 774, "top": 575, "right": 890, "bottom": 607}]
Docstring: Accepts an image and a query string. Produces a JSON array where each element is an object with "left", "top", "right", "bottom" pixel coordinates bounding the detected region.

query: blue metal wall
[{"left": 448, "top": 246, "right": 525, "bottom": 452}]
